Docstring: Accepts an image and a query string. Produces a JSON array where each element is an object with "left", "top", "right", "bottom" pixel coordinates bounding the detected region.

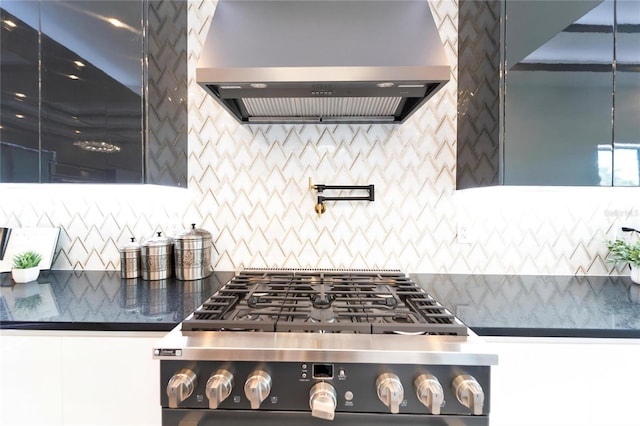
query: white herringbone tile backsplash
[{"left": 0, "top": 0, "right": 636, "bottom": 276}]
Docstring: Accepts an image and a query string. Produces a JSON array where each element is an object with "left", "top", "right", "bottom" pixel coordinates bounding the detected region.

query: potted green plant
[
  {"left": 606, "top": 239, "right": 640, "bottom": 284},
  {"left": 11, "top": 250, "right": 43, "bottom": 283}
]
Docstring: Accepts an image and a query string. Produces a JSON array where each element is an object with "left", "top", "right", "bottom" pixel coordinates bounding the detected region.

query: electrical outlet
[{"left": 457, "top": 224, "right": 472, "bottom": 244}]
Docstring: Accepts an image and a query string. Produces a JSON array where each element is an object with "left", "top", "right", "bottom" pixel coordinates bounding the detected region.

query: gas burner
[
  {"left": 371, "top": 295, "right": 398, "bottom": 308},
  {"left": 375, "top": 293, "right": 394, "bottom": 299},
  {"left": 309, "top": 307, "right": 336, "bottom": 323},
  {"left": 386, "top": 312, "right": 413, "bottom": 323},
  {"left": 236, "top": 310, "right": 261, "bottom": 322},
  {"left": 311, "top": 293, "right": 334, "bottom": 309},
  {"left": 247, "top": 292, "right": 269, "bottom": 308}
]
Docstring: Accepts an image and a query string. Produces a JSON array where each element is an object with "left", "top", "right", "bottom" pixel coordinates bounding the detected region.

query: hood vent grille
[{"left": 243, "top": 97, "right": 402, "bottom": 123}]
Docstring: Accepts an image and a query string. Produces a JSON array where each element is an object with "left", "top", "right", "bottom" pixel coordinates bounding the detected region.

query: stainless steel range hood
[{"left": 196, "top": 0, "right": 450, "bottom": 124}]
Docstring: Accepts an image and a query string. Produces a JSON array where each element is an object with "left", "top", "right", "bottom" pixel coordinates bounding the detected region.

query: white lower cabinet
[
  {"left": 2, "top": 332, "right": 640, "bottom": 426},
  {"left": 0, "top": 330, "right": 164, "bottom": 426},
  {"left": 486, "top": 337, "right": 640, "bottom": 426},
  {"left": 0, "top": 333, "right": 64, "bottom": 425}
]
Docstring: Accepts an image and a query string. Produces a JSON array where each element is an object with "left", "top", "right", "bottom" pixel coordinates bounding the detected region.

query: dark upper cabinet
[
  {"left": 0, "top": 0, "right": 187, "bottom": 186},
  {"left": 613, "top": 0, "right": 640, "bottom": 186},
  {"left": 457, "top": 0, "right": 501, "bottom": 189},
  {"left": 457, "top": 0, "right": 640, "bottom": 188},
  {"left": 1, "top": 2, "right": 40, "bottom": 182}
]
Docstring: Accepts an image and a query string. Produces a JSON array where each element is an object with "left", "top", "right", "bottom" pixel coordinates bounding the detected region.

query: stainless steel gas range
[{"left": 153, "top": 270, "right": 498, "bottom": 425}]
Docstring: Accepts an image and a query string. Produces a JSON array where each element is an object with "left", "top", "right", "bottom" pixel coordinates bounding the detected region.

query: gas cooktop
[
  {"left": 181, "top": 270, "right": 468, "bottom": 335},
  {"left": 155, "top": 270, "right": 497, "bottom": 426}
]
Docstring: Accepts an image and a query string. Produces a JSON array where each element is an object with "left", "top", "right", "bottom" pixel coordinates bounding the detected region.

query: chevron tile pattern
[
  {"left": 456, "top": 0, "right": 500, "bottom": 189},
  {"left": 0, "top": 0, "right": 639, "bottom": 278},
  {"left": 147, "top": 0, "right": 189, "bottom": 187}
]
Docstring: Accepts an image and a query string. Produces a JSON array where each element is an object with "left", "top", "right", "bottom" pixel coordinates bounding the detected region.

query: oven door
[{"left": 162, "top": 409, "right": 489, "bottom": 426}]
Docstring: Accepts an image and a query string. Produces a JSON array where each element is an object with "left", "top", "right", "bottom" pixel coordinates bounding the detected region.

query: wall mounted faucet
[{"left": 309, "top": 178, "right": 375, "bottom": 215}]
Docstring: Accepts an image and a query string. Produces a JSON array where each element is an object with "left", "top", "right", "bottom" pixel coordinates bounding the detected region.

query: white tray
[{"left": 0, "top": 227, "right": 60, "bottom": 272}]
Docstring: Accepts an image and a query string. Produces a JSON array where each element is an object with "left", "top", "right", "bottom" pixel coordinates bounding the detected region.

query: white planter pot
[
  {"left": 631, "top": 266, "right": 640, "bottom": 285},
  {"left": 11, "top": 267, "right": 40, "bottom": 283}
]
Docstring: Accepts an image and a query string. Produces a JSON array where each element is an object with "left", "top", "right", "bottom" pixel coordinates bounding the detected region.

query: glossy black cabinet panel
[{"left": 0, "top": 0, "right": 187, "bottom": 186}]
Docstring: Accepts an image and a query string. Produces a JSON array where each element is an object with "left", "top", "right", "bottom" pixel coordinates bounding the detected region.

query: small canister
[
  {"left": 141, "top": 231, "right": 174, "bottom": 280},
  {"left": 174, "top": 223, "right": 212, "bottom": 280},
  {"left": 119, "top": 237, "right": 141, "bottom": 279}
]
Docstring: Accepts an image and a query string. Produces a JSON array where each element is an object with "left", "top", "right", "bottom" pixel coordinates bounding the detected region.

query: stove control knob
[
  {"left": 166, "top": 368, "right": 197, "bottom": 408},
  {"left": 205, "top": 369, "right": 234, "bottom": 409},
  {"left": 309, "top": 382, "right": 337, "bottom": 420},
  {"left": 414, "top": 374, "right": 445, "bottom": 415},
  {"left": 453, "top": 374, "right": 484, "bottom": 415},
  {"left": 376, "top": 373, "right": 404, "bottom": 414},
  {"left": 244, "top": 370, "right": 272, "bottom": 409}
]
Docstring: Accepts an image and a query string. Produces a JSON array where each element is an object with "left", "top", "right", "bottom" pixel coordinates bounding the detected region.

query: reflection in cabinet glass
[
  {"left": 0, "top": 0, "right": 187, "bottom": 186},
  {"left": 457, "top": 0, "right": 640, "bottom": 188},
  {"left": 612, "top": 0, "right": 640, "bottom": 186},
  {"left": 1, "top": 2, "right": 40, "bottom": 182}
]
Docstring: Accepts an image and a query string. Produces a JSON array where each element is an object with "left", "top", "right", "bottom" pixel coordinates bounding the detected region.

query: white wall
[{"left": 0, "top": 0, "right": 637, "bottom": 275}]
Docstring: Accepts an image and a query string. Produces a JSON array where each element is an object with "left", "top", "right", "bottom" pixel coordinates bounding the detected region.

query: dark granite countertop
[
  {"left": 411, "top": 274, "right": 640, "bottom": 338},
  {"left": 0, "top": 270, "right": 234, "bottom": 331},
  {"left": 1, "top": 271, "right": 639, "bottom": 338}
]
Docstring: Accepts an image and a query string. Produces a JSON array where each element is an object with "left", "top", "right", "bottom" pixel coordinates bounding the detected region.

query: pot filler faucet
[{"left": 309, "top": 178, "right": 375, "bottom": 215}]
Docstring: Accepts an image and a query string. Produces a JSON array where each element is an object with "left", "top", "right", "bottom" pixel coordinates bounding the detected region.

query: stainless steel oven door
[{"left": 162, "top": 409, "right": 490, "bottom": 426}]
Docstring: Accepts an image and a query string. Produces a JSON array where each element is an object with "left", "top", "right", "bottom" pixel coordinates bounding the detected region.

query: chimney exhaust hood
[{"left": 196, "top": 0, "right": 451, "bottom": 124}]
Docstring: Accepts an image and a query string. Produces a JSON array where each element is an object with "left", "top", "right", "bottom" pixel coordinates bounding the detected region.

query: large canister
[
  {"left": 119, "top": 237, "right": 141, "bottom": 279},
  {"left": 174, "top": 223, "right": 212, "bottom": 280},
  {"left": 141, "top": 232, "right": 173, "bottom": 280}
]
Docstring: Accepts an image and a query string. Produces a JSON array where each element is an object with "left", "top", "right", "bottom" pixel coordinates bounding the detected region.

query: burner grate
[
  {"left": 189, "top": 294, "right": 239, "bottom": 321},
  {"left": 181, "top": 270, "right": 469, "bottom": 335}
]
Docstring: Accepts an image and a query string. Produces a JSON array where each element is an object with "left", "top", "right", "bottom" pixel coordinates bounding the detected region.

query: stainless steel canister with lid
[
  {"left": 174, "top": 223, "right": 212, "bottom": 280},
  {"left": 141, "top": 232, "right": 174, "bottom": 280},
  {"left": 119, "top": 237, "right": 141, "bottom": 279}
]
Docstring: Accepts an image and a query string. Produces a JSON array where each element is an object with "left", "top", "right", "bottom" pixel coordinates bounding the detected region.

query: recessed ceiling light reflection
[
  {"left": 3, "top": 19, "right": 16, "bottom": 28},
  {"left": 107, "top": 18, "right": 124, "bottom": 28},
  {"left": 75, "top": 130, "right": 81, "bottom": 134},
  {"left": 15, "top": 114, "right": 25, "bottom": 119},
  {"left": 15, "top": 92, "right": 26, "bottom": 99},
  {"left": 74, "top": 60, "right": 85, "bottom": 68},
  {"left": 68, "top": 74, "right": 80, "bottom": 80},
  {"left": 73, "top": 140, "right": 121, "bottom": 154},
  {"left": 100, "top": 15, "right": 139, "bottom": 35}
]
